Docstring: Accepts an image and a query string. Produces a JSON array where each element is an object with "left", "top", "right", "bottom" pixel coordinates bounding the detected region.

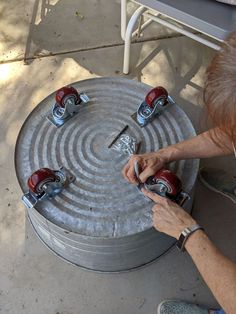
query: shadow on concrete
[
  {"left": 23, "top": 0, "right": 210, "bottom": 136},
  {"left": 24, "top": 0, "right": 128, "bottom": 62},
  {"left": 23, "top": 0, "right": 177, "bottom": 62}
]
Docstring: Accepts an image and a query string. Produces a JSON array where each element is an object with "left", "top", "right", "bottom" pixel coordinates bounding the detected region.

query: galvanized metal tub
[{"left": 15, "top": 77, "right": 199, "bottom": 272}]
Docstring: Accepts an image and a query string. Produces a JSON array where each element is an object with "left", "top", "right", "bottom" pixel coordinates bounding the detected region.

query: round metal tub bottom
[{"left": 15, "top": 77, "right": 199, "bottom": 272}]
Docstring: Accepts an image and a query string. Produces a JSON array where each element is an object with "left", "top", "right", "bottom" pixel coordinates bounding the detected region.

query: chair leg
[
  {"left": 121, "top": 0, "right": 127, "bottom": 41},
  {"left": 123, "top": 5, "right": 147, "bottom": 74}
]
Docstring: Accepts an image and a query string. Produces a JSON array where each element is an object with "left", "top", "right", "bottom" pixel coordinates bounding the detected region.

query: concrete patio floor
[{"left": 1, "top": 1, "right": 236, "bottom": 314}]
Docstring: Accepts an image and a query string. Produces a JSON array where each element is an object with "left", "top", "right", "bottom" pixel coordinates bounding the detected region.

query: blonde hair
[{"left": 204, "top": 31, "right": 236, "bottom": 150}]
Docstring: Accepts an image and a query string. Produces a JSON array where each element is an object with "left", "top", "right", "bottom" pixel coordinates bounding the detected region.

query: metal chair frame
[{"left": 121, "top": 0, "right": 236, "bottom": 74}]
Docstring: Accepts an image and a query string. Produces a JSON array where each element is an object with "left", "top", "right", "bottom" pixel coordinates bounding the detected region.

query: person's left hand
[{"left": 142, "top": 188, "right": 196, "bottom": 239}]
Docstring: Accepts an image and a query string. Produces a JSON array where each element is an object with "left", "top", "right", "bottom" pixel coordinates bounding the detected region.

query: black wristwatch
[{"left": 176, "top": 224, "right": 204, "bottom": 252}]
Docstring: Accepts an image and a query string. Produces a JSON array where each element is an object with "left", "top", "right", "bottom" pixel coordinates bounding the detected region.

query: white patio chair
[{"left": 121, "top": 0, "right": 236, "bottom": 74}]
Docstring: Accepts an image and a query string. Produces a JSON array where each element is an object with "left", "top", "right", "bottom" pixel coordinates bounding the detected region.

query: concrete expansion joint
[{"left": 0, "top": 33, "right": 186, "bottom": 65}]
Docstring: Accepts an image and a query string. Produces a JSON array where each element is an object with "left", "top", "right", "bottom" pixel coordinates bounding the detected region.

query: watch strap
[{"left": 176, "top": 224, "right": 204, "bottom": 252}]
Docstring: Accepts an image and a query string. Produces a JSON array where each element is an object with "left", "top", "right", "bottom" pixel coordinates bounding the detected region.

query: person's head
[{"left": 204, "top": 31, "right": 236, "bottom": 149}]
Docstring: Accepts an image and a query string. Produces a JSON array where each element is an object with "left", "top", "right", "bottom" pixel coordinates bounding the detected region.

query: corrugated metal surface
[{"left": 15, "top": 77, "right": 199, "bottom": 272}]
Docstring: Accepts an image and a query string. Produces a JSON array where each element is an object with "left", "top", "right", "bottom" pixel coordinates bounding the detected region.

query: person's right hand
[
  {"left": 122, "top": 151, "right": 168, "bottom": 184},
  {"left": 142, "top": 188, "right": 196, "bottom": 239}
]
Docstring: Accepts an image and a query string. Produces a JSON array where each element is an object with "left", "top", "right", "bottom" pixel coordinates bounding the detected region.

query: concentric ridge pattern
[{"left": 15, "top": 77, "right": 198, "bottom": 238}]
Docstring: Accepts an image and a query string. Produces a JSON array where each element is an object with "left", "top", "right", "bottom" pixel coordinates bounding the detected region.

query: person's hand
[
  {"left": 142, "top": 188, "right": 196, "bottom": 239},
  {"left": 122, "top": 151, "right": 168, "bottom": 184}
]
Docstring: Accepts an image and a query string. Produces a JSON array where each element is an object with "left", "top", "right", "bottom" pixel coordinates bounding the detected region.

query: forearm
[
  {"left": 143, "top": 188, "right": 236, "bottom": 313},
  {"left": 185, "top": 230, "right": 236, "bottom": 314},
  {"left": 158, "top": 129, "right": 233, "bottom": 163}
]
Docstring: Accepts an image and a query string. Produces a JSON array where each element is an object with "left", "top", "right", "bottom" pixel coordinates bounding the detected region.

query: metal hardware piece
[
  {"left": 175, "top": 191, "right": 191, "bottom": 207},
  {"left": 136, "top": 99, "right": 165, "bottom": 127},
  {"left": 132, "top": 87, "right": 173, "bottom": 127},
  {"left": 134, "top": 162, "right": 151, "bottom": 202},
  {"left": 22, "top": 167, "right": 75, "bottom": 209},
  {"left": 108, "top": 125, "right": 129, "bottom": 148},
  {"left": 134, "top": 161, "right": 145, "bottom": 190},
  {"left": 47, "top": 86, "right": 90, "bottom": 127},
  {"left": 112, "top": 134, "right": 138, "bottom": 156},
  {"left": 79, "top": 93, "right": 90, "bottom": 103}
]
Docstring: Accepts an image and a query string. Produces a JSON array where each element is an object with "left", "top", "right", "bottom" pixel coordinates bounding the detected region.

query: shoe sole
[
  {"left": 157, "top": 300, "right": 171, "bottom": 314},
  {"left": 157, "top": 300, "right": 210, "bottom": 314}
]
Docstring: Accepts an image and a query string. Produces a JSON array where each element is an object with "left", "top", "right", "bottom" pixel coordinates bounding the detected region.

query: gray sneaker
[
  {"left": 157, "top": 300, "right": 208, "bottom": 314},
  {"left": 198, "top": 167, "right": 236, "bottom": 204}
]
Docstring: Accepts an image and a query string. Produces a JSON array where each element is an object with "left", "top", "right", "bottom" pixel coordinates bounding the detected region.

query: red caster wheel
[
  {"left": 144, "top": 169, "right": 190, "bottom": 206},
  {"left": 134, "top": 162, "right": 190, "bottom": 206},
  {"left": 22, "top": 167, "right": 75, "bottom": 209},
  {"left": 27, "top": 168, "right": 57, "bottom": 195},
  {"left": 152, "top": 169, "right": 182, "bottom": 197},
  {"left": 47, "top": 86, "right": 90, "bottom": 127},
  {"left": 145, "top": 86, "right": 168, "bottom": 109},
  {"left": 55, "top": 86, "right": 81, "bottom": 107},
  {"left": 134, "top": 86, "right": 169, "bottom": 127}
]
